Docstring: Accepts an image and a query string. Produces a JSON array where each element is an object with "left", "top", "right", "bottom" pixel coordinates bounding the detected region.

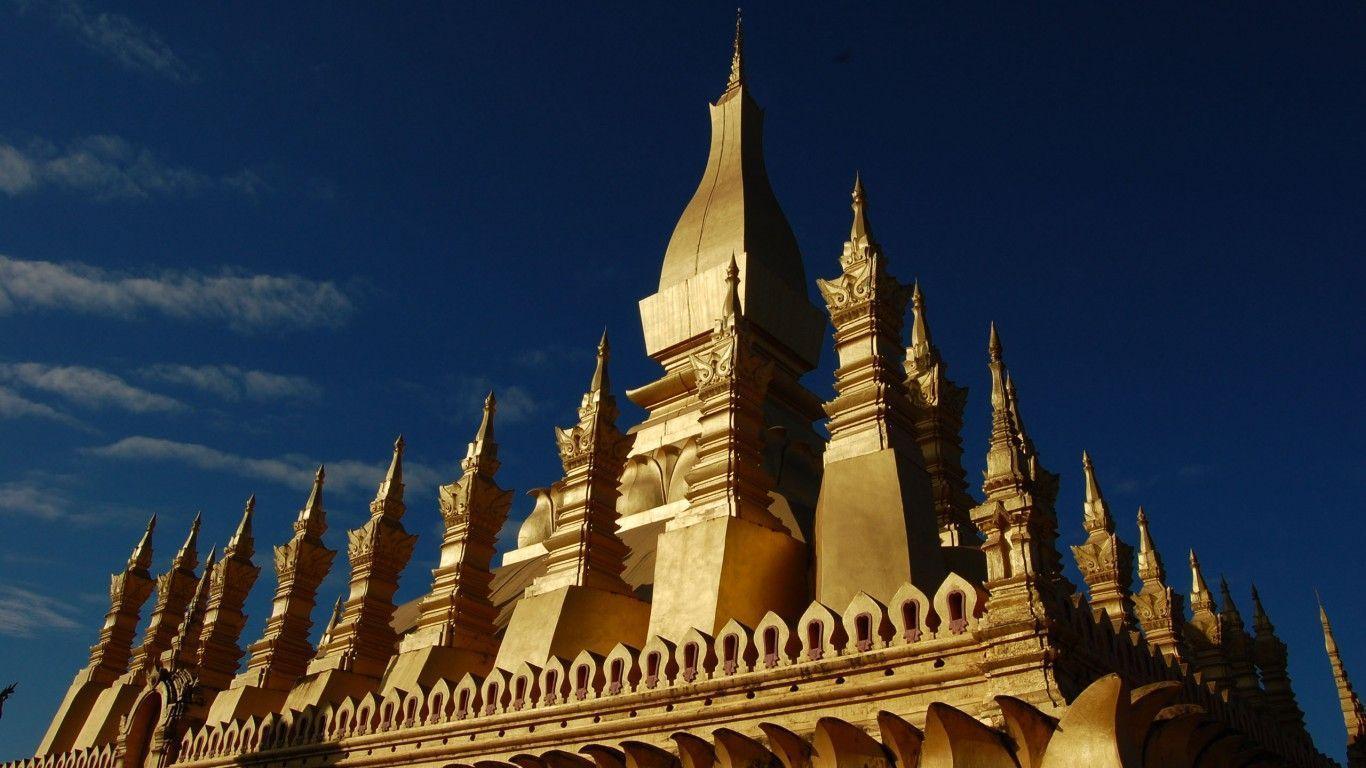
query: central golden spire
[{"left": 645, "top": 12, "right": 823, "bottom": 372}]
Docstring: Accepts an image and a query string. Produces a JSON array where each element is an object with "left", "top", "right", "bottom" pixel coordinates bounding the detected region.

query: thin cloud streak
[
  {"left": 0, "top": 385, "right": 84, "bottom": 427},
  {"left": 0, "top": 584, "right": 83, "bottom": 638},
  {"left": 0, "top": 362, "right": 183, "bottom": 413},
  {"left": 0, "top": 135, "right": 259, "bottom": 199},
  {"left": 141, "top": 364, "right": 320, "bottom": 402},
  {"left": 9, "top": 0, "right": 193, "bottom": 82},
  {"left": 87, "top": 436, "right": 449, "bottom": 501},
  {"left": 0, "top": 255, "right": 355, "bottom": 332}
]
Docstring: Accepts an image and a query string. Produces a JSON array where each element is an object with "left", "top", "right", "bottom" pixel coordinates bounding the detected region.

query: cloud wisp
[
  {"left": 141, "top": 364, "right": 320, "bottom": 402},
  {"left": 0, "top": 362, "right": 183, "bottom": 413},
  {"left": 87, "top": 436, "right": 449, "bottom": 502},
  {"left": 9, "top": 0, "right": 193, "bottom": 82},
  {"left": 0, "top": 584, "right": 84, "bottom": 638},
  {"left": 0, "top": 135, "right": 261, "bottom": 200},
  {"left": 0, "top": 384, "right": 84, "bottom": 427},
  {"left": 0, "top": 255, "right": 354, "bottom": 332}
]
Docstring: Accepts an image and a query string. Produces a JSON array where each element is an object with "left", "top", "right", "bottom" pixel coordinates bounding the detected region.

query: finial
[
  {"left": 128, "top": 514, "right": 156, "bottom": 571},
  {"left": 296, "top": 464, "right": 326, "bottom": 536},
  {"left": 988, "top": 322, "right": 1002, "bottom": 363},
  {"left": 849, "top": 172, "right": 873, "bottom": 245},
  {"left": 1219, "top": 575, "right": 1241, "bottom": 619},
  {"left": 225, "top": 495, "right": 255, "bottom": 558},
  {"left": 725, "top": 8, "right": 744, "bottom": 93},
  {"left": 374, "top": 435, "right": 405, "bottom": 506},
  {"left": 476, "top": 391, "right": 496, "bottom": 442},
  {"left": 722, "top": 253, "right": 742, "bottom": 320},
  {"left": 590, "top": 329, "right": 611, "bottom": 393},
  {"left": 908, "top": 280, "right": 933, "bottom": 356},
  {"left": 1135, "top": 506, "right": 1165, "bottom": 582},
  {"left": 1189, "top": 550, "right": 1211, "bottom": 595},
  {"left": 1081, "top": 451, "right": 1100, "bottom": 502},
  {"left": 464, "top": 390, "right": 499, "bottom": 471},
  {"left": 172, "top": 512, "right": 201, "bottom": 571}
]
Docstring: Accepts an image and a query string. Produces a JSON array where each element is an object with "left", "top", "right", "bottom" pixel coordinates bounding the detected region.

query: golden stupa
[{"left": 9, "top": 16, "right": 1362, "bottom": 768}]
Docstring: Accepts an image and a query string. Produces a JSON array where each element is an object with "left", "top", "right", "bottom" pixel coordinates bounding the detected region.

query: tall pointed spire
[
  {"left": 813, "top": 172, "right": 944, "bottom": 608},
  {"left": 904, "top": 282, "right": 975, "bottom": 548},
  {"left": 534, "top": 336, "right": 636, "bottom": 596},
  {"left": 230, "top": 469, "right": 336, "bottom": 700},
  {"left": 651, "top": 10, "right": 822, "bottom": 375},
  {"left": 499, "top": 335, "right": 650, "bottom": 668},
  {"left": 1070, "top": 452, "right": 1134, "bottom": 632},
  {"left": 392, "top": 395, "right": 515, "bottom": 690},
  {"left": 1131, "top": 507, "right": 1184, "bottom": 659},
  {"left": 1249, "top": 586, "right": 1308, "bottom": 738},
  {"left": 89, "top": 519, "right": 158, "bottom": 674},
  {"left": 195, "top": 497, "right": 262, "bottom": 701},
  {"left": 1320, "top": 596, "right": 1366, "bottom": 766},
  {"left": 1184, "top": 550, "right": 1231, "bottom": 693},
  {"left": 307, "top": 436, "right": 417, "bottom": 686}
]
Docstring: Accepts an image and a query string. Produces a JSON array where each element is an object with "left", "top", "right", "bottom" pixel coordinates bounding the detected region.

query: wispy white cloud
[
  {"left": 0, "top": 584, "right": 83, "bottom": 638},
  {"left": 87, "top": 436, "right": 449, "bottom": 501},
  {"left": 141, "top": 364, "right": 320, "bottom": 402},
  {"left": 0, "top": 135, "right": 261, "bottom": 200},
  {"left": 0, "top": 384, "right": 84, "bottom": 427},
  {"left": 0, "top": 480, "right": 68, "bottom": 520},
  {"left": 10, "top": 0, "right": 193, "bottom": 82},
  {"left": 0, "top": 255, "right": 354, "bottom": 332},
  {"left": 0, "top": 362, "right": 183, "bottom": 413}
]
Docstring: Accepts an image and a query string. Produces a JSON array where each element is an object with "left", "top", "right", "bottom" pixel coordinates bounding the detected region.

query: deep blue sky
[{"left": 1, "top": 0, "right": 1362, "bottom": 759}]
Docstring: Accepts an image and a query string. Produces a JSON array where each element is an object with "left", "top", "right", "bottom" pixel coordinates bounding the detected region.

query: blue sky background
[{"left": 1, "top": 0, "right": 1362, "bottom": 759}]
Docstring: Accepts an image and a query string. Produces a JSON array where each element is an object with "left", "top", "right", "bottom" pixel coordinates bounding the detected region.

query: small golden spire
[
  {"left": 373, "top": 436, "right": 406, "bottom": 508},
  {"left": 1189, "top": 550, "right": 1212, "bottom": 599},
  {"left": 1079, "top": 451, "right": 1115, "bottom": 533},
  {"left": 128, "top": 514, "right": 156, "bottom": 571},
  {"left": 725, "top": 8, "right": 744, "bottom": 94},
  {"left": 721, "top": 253, "right": 742, "bottom": 321},
  {"left": 296, "top": 465, "right": 326, "bottom": 536},
  {"left": 1135, "top": 506, "right": 1166, "bottom": 583},
  {"left": 225, "top": 495, "right": 255, "bottom": 560},
  {"left": 172, "top": 512, "right": 201, "bottom": 572},
  {"left": 849, "top": 172, "right": 873, "bottom": 245},
  {"left": 988, "top": 321, "right": 1002, "bottom": 363},
  {"left": 463, "top": 391, "right": 500, "bottom": 472},
  {"left": 590, "top": 328, "right": 612, "bottom": 394},
  {"left": 909, "top": 281, "right": 934, "bottom": 354}
]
